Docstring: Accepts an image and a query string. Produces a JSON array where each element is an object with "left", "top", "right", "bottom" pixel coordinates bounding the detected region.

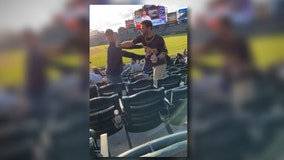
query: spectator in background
[
  {"left": 89, "top": 67, "right": 104, "bottom": 85},
  {"left": 141, "top": 9, "right": 152, "bottom": 22},
  {"left": 174, "top": 53, "right": 186, "bottom": 65},
  {"left": 130, "top": 58, "right": 143, "bottom": 74}
]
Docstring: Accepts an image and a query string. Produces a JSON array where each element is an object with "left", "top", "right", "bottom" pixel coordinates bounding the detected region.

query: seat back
[
  {"left": 122, "top": 87, "right": 165, "bottom": 133},
  {"left": 98, "top": 83, "right": 125, "bottom": 98},
  {"left": 90, "top": 85, "right": 99, "bottom": 99},
  {"left": 89, "top": 94, "right": 122, "bottom": 138},
  {"left": 125, "top": 79, "right": 154, "bottom": 95},
  {"left": 165, "top": 86, "right": 188, "bottom": 126},
  {"left": 157, "top": 75, "right": 181, "bottom": 90}
]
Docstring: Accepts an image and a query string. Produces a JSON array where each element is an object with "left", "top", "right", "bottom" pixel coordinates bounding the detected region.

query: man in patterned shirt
[{"left": 117, "top": 20, "right": 168, "bottom": 86}]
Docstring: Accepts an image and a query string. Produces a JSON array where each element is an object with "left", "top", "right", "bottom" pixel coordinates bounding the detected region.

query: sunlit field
[
  {"left": 1, "top": 33, "right": 284, "bottom": 86},
  {"left": 89, "top": 33, "right": 188, "bottom": 68}
]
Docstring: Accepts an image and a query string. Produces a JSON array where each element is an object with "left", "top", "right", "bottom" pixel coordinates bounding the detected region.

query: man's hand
[
  {"left": 151, "top": 54, "right": 158, "bottom": 63},
  {"left": 145, "top": 52, "right": 152, "bottom": 58},
  {"left": 119, "top": 41, "right": 134, "bottom": 48}
]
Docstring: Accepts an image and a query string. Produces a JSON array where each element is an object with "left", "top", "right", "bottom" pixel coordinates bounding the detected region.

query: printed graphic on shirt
[{"left": 144, "top": 46, "right": 158, "bottom": 55}]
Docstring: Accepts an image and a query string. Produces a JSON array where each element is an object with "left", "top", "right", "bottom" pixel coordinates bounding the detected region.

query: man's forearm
[
  {"left": 117, "top": 41, "right": 134, "bottom": 49},
  {"left": 122, "top": 50, "right": 145, "bottom": 60}
]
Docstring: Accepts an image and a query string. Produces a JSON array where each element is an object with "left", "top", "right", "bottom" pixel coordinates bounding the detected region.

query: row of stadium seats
[
  {"left": 89, "top": 86, "right": 187, "bottom": 157},
  {"left": 120, "top": 62, "right": 188, "bottom": 83},
  {"left": 90, "top": 74, "right": 186, "bottom": 99}
]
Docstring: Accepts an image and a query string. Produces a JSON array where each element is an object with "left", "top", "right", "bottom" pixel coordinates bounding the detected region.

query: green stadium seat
[
  {"left": 165, "top": 86, "right": 188, "bottom": 126},
  {"left": 89, "top": 94, "right": 123, "bottom": 139},
  {"left": 121, "top": 87, "right": 174, "bottom": 149},
  {"left": 157, "top": 74, "right": 181, "bottom": 90},
  {"left": 125, "top": 79, "right": 154, "bottom": 95},
  {"left": 118, "top": 131, "right": 187, "bottom": 157},
  {"left": 98, "top": 83, "right": 125, "bottom": 98}
]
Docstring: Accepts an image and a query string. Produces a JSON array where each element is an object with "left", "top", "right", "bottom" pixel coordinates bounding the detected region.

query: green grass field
[
  {"left": 1, "top": 33, "right": 284, "bottom": 87},
  {"left": 90, "top": 33, "right": 188, "bottom": 68}
]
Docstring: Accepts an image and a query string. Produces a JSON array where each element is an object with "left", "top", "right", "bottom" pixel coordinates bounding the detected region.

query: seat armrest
[
  {"left": 159, "top": 108, "right": 170, "bottom": 122},
  {"left": 164, "top": 98, "right": 175, "bottom": 109},
  {"left": 89, "top": 129, "right": 96, "bottom": 138}
]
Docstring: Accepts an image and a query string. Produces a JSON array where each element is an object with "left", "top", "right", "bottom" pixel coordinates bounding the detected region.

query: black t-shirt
[{"left": 133, "top": 34, "right": 168, "bottom": 66}]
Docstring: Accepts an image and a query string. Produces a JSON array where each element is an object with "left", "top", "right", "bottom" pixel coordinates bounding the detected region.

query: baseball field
[
  {"left": 89, "top": 33, "right": 188, "bottom": 68},
  {"left": 1, "top": 33, "right": 284, "bottom": 87}
]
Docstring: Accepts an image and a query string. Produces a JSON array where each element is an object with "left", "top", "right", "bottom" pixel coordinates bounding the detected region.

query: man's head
[
  {"left": 92, "top": 67, "right": 101, "bottom": 75},
  {"left": 105, "top": 29, "right": 116, "bottom": 42},
  {"left": 140, "top": 20, "right": 152, "bottom": 36},
  {"left": 142, "top": 9, "right": 147, "bottom": 16}
]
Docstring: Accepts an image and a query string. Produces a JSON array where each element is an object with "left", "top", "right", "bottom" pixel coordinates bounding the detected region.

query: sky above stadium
[
  {"left": 0, "top": 0, "right": 70, "bottom": 32},
  {"left": 90, "top": 2, "right": 193, "bottom": 32}
]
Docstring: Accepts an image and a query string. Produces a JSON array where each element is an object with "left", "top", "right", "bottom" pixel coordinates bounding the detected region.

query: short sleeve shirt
[{"left": 133, "top": 34, "right": 168, "bottom": 55}]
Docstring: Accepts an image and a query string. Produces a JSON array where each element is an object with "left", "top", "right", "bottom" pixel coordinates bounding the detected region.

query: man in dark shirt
[
  {"left": 104, "top": 29, "right": 144, "bottom": 84},
  {"left": 193, "top": 16, "right": 255, "bottom": 92},
  {"left": 117, "top": 20, "right": 168, "bottom": 86}
]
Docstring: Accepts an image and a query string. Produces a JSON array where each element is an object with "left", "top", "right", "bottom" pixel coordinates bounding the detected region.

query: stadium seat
[
  {"left": 175, "top": 63, "right": 187, "bottom": 68},
  {"left": 90, "top": 85, "right": 99, "bottom": 99},
  {"left": 89, "top": 94, "right": 123, "bottom": 139},
  {"left": 165, "top": 86, "right": 188, "bottom": 126},
  {"left": 118, "top": 131, "right": 187, "bottom": 157},
  {"left": 121, "top": 87, "right": 174, "bottom": 149},
  {"left": 170, "top": 68, "right": 188, "bottom": 83},
  {"left": 98, "top": 83, "right": 125, "bottom": 98},
  {"left": 128, "top": 71, "right": 148, "bottom": 82},
  {"left": 157, "top": 74, "right": 181, "bottom": 90},
  {"left": 125, "top": 79, "right": 154, "bottom": 95},
  {"left": 166, "top": 66, "right": 178, "bottom": 73},
  {"left": 145, "top": 70, "right": 153, "bottom": 77}
]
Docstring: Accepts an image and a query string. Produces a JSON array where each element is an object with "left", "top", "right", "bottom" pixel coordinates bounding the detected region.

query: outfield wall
[{"left": 117, "top": 22, "right": 188, "bottom": 42}]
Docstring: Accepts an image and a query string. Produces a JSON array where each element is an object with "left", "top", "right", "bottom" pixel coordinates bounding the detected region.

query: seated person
[
  {"left": 174, "top": 53, "right": 186, "bottom": 65},
  {"left": 130, "top": 58, "right": 143, "bottom": 74},
  {"left": 90, "top": 67, "right": 106, "bottom": 85}
]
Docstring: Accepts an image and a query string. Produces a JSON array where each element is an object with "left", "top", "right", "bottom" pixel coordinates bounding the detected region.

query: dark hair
[
  {"left": 92, "top": 67, "right": 99, "bottom": 74},
  {"left": 141, "top": 20, "right": 152, "bottom": 29},
  {"left": 105, "top": 29, "right": 114, "bottom": 36}
]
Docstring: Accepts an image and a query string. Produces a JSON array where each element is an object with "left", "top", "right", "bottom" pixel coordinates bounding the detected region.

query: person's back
[
  {"left": 130, "top": 59, "right": 143, "bottom": 74},
  {"left": 90, "top": 73, "right": 103, "bottom": 85}
]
